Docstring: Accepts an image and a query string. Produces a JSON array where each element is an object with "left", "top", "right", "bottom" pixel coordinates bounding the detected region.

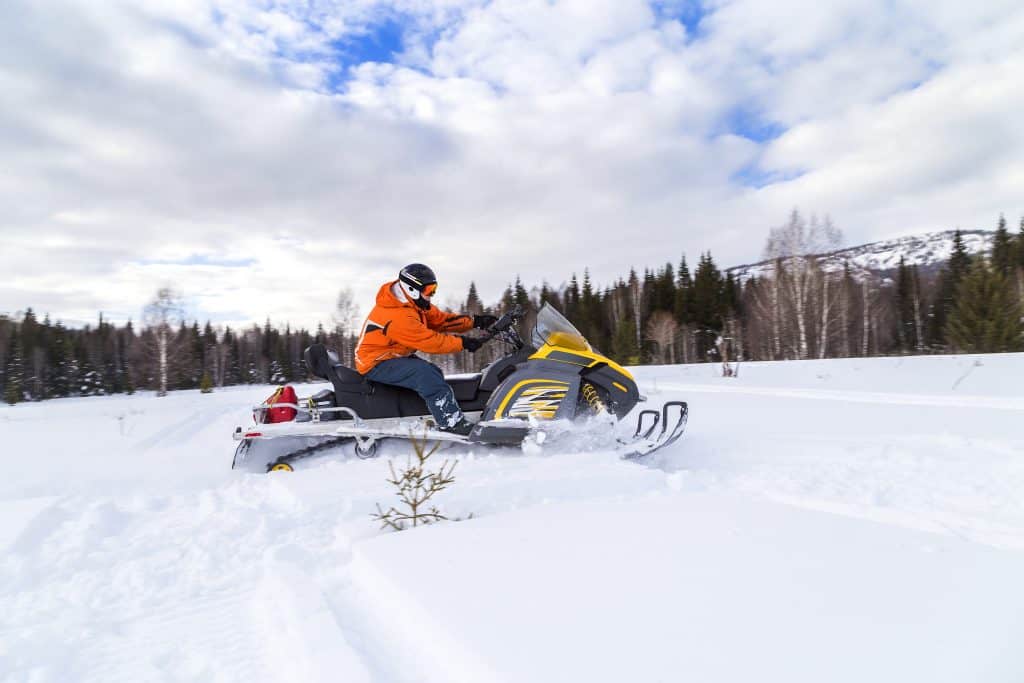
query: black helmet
[{"left": 398, "top": 263, "right": 438, "bottom": 310}]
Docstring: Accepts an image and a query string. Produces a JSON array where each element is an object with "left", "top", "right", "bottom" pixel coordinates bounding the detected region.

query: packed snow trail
[
  {"left": 1, "top": 354, "right": 1023, "bottom": 681},
  {"left": 353, "top": 494, "right": 1024, "bottom": 683}
]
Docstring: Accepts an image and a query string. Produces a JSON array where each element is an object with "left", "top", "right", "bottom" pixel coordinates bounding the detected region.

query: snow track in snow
[
  {"left": 656, "top": 380, "right": 1024, "bottom": 410},
  {"left": 2, "top": 354, "right": 1023, "bottom": 681},
  {"left": 0, "top": 479, "right": 376, "bottom": 682}
]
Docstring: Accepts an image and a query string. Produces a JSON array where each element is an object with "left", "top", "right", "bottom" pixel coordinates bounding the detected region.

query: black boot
[{"left": 441, "top": 418, "right": 474, "bottom": 437}]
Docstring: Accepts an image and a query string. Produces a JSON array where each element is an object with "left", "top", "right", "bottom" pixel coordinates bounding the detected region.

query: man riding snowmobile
[
  {"left": 354, "top": 263, "right": 498, "bottom": 436},
  {"left": 233, "top": 300, "right": 689, "bottom": 471}
]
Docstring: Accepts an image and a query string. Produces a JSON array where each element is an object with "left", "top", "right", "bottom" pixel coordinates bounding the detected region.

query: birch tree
[
  {"left": 763, "top": 210, "right": 843, "bottom": 359},
  {"left": 861, "top": 276, "right": 873, "bottom": 357},
  {"left": 334, "top": 287, "right": 361, "bottom": 366},
  {"left": 838, "top": 263, "right": 854, "bottom": 357},
  {"left": 143, "top": 287, "right": 184, "bottom": 397},
  {"left": 629, "top": 270, "right": 643, "bottom": 353},
  {"left": 645, "top": 311, "right": 677, "bottom": 364}
]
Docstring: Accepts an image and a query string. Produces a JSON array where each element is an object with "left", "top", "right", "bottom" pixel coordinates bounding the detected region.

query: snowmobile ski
[{"left": 619, "top": 401, "right": 688, "bottom": 460}]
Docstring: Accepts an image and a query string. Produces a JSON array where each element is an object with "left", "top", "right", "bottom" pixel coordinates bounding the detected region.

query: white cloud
[{"left": 0, "top": 0, "right": 1021, "bottom": 329}]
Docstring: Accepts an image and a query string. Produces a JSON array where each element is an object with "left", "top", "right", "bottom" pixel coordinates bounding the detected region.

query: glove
[
  {"left": 460, "top": 335, "right": 484, "bottom": 352},
  {"left": 473, "top": 314, "right": 499, "bottom": 330}
]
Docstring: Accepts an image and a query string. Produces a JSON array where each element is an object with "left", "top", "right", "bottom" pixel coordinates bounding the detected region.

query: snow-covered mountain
[{"left": 727, "top": 229, "right": 994, "bottom": 282}]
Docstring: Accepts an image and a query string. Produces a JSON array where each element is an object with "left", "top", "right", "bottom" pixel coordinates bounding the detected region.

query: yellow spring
[{"left": 581, "top": 382, "right": 606, "bottom": 413}]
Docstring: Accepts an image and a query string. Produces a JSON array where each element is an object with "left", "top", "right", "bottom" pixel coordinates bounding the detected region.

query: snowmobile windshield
[{"left": 531, "top": 303, "right": 591, "bottom": 352}]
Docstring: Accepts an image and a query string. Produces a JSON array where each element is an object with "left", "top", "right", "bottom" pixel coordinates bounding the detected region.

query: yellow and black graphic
[
  {"left": 497, "top": 379, "right": 570, "bottom": 419},
  {"left": 530, "top": 345, "right": 635, "bottom": 384}
]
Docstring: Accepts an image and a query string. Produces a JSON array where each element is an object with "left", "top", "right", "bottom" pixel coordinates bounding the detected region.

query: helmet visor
[{"left": 422, "top": 282, "right": 438, "bottom": 298}]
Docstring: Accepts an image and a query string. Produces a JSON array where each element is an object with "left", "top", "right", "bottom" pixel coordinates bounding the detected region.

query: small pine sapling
[
  {"left": 373, "top": 433, "right": 458, "bottom": 531},
  {"left": 200, "top": 371, "right": 213, "bottom": 394}
]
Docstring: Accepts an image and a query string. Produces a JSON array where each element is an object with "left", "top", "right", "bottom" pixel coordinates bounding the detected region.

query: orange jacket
[{"left": 354, "top": 281, "right": 475, "bottom": 374}]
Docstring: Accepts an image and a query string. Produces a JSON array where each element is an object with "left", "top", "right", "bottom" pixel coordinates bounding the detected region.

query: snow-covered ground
[{"left": 2, "top": 353, "right": 1023, "bottom": 682}]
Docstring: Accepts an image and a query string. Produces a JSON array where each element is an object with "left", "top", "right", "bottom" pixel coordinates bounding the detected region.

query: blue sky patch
[
  {"left": 651, "top": 0, "right": 707, "bottom": 39},
  {"left": 335, "top": 17, "right": 404, "bottom": 66},
  {"left": 731, "top": 163, "right": 805, "bottom": 189},
  {"left": 326, "top": 16, "right": 407, "bottom": 91},
  {"left": 722, "top": 105, "right": 786, "bottom": 143}
]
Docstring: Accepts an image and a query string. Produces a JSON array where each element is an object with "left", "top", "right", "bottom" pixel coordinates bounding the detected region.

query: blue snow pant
[{"left": 365, "top": 356, "right": 463, "bottom": 428}]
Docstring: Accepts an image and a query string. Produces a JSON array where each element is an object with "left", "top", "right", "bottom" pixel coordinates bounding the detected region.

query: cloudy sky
[{"left": 1, "top": 0, "right": 1022, "bottom": 329}]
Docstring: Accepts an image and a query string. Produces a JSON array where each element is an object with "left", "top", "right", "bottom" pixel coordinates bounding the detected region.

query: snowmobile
[{"left": 231, "top": 303, "right": 687, "bottom": 472}]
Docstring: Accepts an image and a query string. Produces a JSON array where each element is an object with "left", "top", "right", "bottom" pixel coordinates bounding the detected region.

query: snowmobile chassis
[{"left": 233, "top": 397, "right": 688, "bottom": 471}]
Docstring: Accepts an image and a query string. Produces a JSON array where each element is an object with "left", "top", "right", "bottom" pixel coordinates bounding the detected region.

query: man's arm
[
  {"left": 425, "top": 307, "right": 474, "bottom": 333},
  {"left": 388, "top": 310, "right": 468, "bottom": 354}
]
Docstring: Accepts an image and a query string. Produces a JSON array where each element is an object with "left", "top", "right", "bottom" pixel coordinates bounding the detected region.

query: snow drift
[{"left": 1, "top": 353, "right": 1022, "bottom": 682}]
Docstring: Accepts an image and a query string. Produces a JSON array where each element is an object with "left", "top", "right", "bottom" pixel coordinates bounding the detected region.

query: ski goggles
[{"left": 422, "top": 282, "right": 438, "bottom": 298}]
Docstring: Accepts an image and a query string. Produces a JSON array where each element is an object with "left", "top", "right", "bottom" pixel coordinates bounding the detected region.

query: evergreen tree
[
  {"left": 465, "top": 282, "right": 483, "bottom": 314},
  {"left": 35, "top": 314, "right": 55, "bottom": 399},
  {"left": 202, "top": 321, "right": 218, "bottom": 383},
  {"left": 95, "top": 313, "right": 115, "bottom": 394},
  {"left": 269, "top": 344, "right": 286, "bottom": 383},
  {"left": 722, "top": 272, "right": 740, "bottom": 315},
  {"left": 513, "top": 276, "right": 530, "bottom": 310},
  {"left": 932, "top": 229, "right": 973, "bottom": 350},
  {"left": 107, "top": 317, "right": 126, "bottom": 394},
  {"left": 579, "top": 270, "right": 598, "bottom": 340},
  {"left": 1014, "top": 216, "right": 1024, "bottom": 313},
  {"left": 189, "top": 321, "right": 204, "bottom": 387},
  {"left": 499, "top": 283, "right": 515, "bottom": 311},
  {"left": 642, "top": 267, "right": 655, "bottom": 312},
  {"left": 49, "top": 323, "right": 74, "bottom": 398},
  {"left": 75, "top": 336, "right": 104, "bottom": 396},
  {"left": 223, "top": 327, "right": 243, "bottom": 385},
  {"left": 1016, "top": 216, "right": 1024, "bottom": 274},
  {"left": 991, "top": 214, "right": 1013, "bottom": 276},
  {"left": 674, "top": 254, "right": 692, "bottom": 323},
  {"left": 655, "top": 263, "right": 676, "bottom": 312},
  {"left": 78, "top": 362, "right": 105, "bottom": 396},
  {"left": 945, "top": 259, "right": 1024, "bottom": 353},
  {"left": 949, "top": 229, "right": 972, "bottom": 282},
  {"left": 620, "top": 269, "right": 640, "bottom": 355},
  {"left": 19, "top": 308, "right": 41, "bottom": 399},
  {"left": 690, "top": 252, "right": 724, "bottom": 359},
  {"left": 121, "top": 321, "right": 137, "bottom": 394},
  {"left": 895, "top": 256, "right": 914, "bottom": 352},
  {"left": 564, "top": 274, "right": 580, "bottom": 321},
  {"left": 610, "top": 318, "right": 640, "bottom": 365},
  {"left": 281, "top": 325, "right": 296, "bottom": 382},
  {"left": 539, "top": 281, "right": 561, "bottom": 309}
]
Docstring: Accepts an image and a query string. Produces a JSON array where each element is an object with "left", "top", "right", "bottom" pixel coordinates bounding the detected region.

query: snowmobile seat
[
  {"left": 303, "top": 344, "right": 491, "bottom": 418},
  {"left": 303, "top": 344, "right": 367, "bottom": 391},
  {"left": 444, "top": 373, "right": 483, "bottom": 402}
]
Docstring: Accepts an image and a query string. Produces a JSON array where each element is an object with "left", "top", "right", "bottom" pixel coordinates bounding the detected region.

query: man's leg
[{"left": 365, "top": 356, "right": 465, "bottom": 428}]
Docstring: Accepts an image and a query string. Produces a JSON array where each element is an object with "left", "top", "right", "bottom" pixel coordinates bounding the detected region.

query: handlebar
[
  {"left": 487, "top": 304, "right": 525, "bottom": 333},
  {"left": 477, "top": 304, "right": 526, "bottom": 348}
]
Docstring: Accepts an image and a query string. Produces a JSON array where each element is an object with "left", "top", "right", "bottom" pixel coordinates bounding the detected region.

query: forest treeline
[{"left": 2, "top": 212, "right": 1023, "bottom": 403}]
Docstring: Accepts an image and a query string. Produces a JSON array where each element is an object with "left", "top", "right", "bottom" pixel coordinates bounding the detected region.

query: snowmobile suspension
[{"left": 581, "top": 382, "right": 606, "bottom": 414}]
